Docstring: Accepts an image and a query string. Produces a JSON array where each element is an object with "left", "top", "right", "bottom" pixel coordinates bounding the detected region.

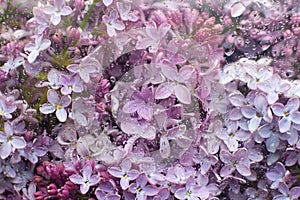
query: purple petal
[
  {"left": 0, "top": 132, "right": 7, "bottom": 142},
  {"left": 56, "top": 108, "right": 68, "bottom": 122},
  {"left": 241, "top": 106, "right": 256, "bottom": 118},
  {"left": 67, "top": 64, "right": 79, "bottom": 73},
  {"left": 174, "top": 84, "right": 191, "bottom": 104},
  {"left": 220, "top": 164, "right": 235, "bottom": 177},
  {"left": 11, "top": 136, "right": 26, "bottom": 149},
  {"left": 0, "top": 142, "right": 11, "bottom": 159},
  {"left": 161, "top": 65, "right": 177, "bottom": 81},
  {"left": 155, "top": 83, "right": 173, "bottom": 100},
  {"left": 271, "top": 103, "right": 285, "bottom": 116},
  {"left": 28, "top": 50, "right": 39, "bottom": 63},
  {"left": 278, "top": 117, "right": 291, "bottom": 133},
  {"left": 120, "top": 178, "right": 130, "bottom": 190},
  {"left": 47, "top": 89, "right": 60, "bottom": 105},
  {"left": 174, "top": 188, "right": 187, "bottom": 199},
  {"left": 143, "top": 185, "right": 159, "bottom": 196},
  {"left": 248, "top": 116, "right": 262, "bottom": 133},
  {"left": 178, "top": 65, "right": 194, "bottom": 81},
  {"left": 4, "top": 122, "right": 13, "bottom": 136},
  {"left": 291, "top": 112, "right": 300, "bottom": 124},
  {"left": 267, "top": 92, "right": 279, "bottom": 104},
  {"left": 39, "top": 103, "right": 55, "bottom": 114},
  {"left": 61, "top": 6, "right": 73, "bottom": 16},
  {"left": 80, "top": 184, "right": 90, "bottom": 194},
  {"left": 103, "top": 0, "right": 113, "bottom": 7},
  {"left": 138, "top": 105, "right": 153, "bottom": 121},
  {"left": 61, "top": 95, "right": 71, "bottom": 107},
  {"left": 236, "top": 164, "right": 251, "bottom": 176},
  {"left": 51, "top": 14, "right": 61, "bottom": 26},
  {"left": 82, "top": 164, "right": 92, "bottom": 180},
  {"left": 108, "top": 167, "right": 124, "bottom": 178},
  {"left": 286, "top": 98, "right": 299, "bottom": 112},
  {"left": 89, "top": 175, "right": 100, "bottom": 185},
  {"left": 70, "top": 174, "right": 85, "bottom": 184}
]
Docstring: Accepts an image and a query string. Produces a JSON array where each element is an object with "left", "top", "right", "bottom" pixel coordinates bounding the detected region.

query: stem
[{"left": 80, "top": 1, "right": 97, "bottom": 30}]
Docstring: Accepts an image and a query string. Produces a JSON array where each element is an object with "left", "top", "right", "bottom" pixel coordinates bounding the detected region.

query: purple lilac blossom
[
  {"left": 102, "top": 9, "right": 125, "bottom": 37},
  {"left": 271, "top": 98, "right": 300, "bottom": 133},
  {"left": 42, "top": 0, "right": 72, "bottom": 26},
  {"left": 0, "top": 122, "right": 26, "bottom": 159},
  {"left": 24, "top": 35, "right": 51, "bottom": 63},
  {"left": 69, "top": 163, "right": 100, "bottom": 194},
  {"left": 39, "top": 89, "right": 71, "bottom": 122}
]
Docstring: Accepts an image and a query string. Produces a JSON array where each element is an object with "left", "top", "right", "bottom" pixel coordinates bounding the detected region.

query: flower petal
[
  {"left": 11, "top": 136, "right": 26, "bottom": 149},
  {"left": 155, "top": 83, "right": 173, "bottom": 100},
  {"left": 174, "top": 84, "right": 191, "bottom": 104}
]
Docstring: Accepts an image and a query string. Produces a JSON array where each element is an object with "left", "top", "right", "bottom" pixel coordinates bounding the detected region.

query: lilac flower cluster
[{"left": 1, "top": 0, "right": 300, "bottom": 199}]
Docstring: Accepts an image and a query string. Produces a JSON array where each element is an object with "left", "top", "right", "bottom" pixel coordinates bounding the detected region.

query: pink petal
[
  {"left": 174, "top": 84, "right": 191, "bottom": 104},
  {"left": 155, "top": 83, "right": 173, "bottom": 100},
  {"left": 178, "top": 65, "right": 194, "bottom": 81},
  {"left": 123, "top": 101, "right": 139, "bottom": 114},
  {"left": 138, "top": 105, "right": 153, "bottom": 121}
]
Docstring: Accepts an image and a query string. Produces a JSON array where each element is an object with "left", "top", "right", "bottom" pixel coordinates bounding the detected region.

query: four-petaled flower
[
  {"left": 69, "top": 163, "right": 101, "bottom": 194},
  {"left": 123, "top": 87, "right": 155, "bottom": 121},
  {"left": 108, "top": 158, "right": 140, "bottom": 190},
  {"left": 39, "top": 89, "right": 71, "bottom": 122},
  {"left": 136, "top": 21, "right": 171, "bottom": 53},
  {"left": 24, "top": 35, "right": 51, "bottom": 63},
  {"left": 0, "top": 122, "right": 26, "bottom": 159},
  {"left": 102, "top": 9, "right": 125, "bottom": 37},
  {"left": 220, "top": 148, "right": 251, "bottom": 177},
  {"left": 155, "top": 65, "right": 194, "bottom": 104},
  {"left": 129, "top": 174, "right": 159, "bottom": 200},
  {"left": 43, "top": 0, "right": 73, "bottom": 26},
  {"left": 271, "top": 98, "right": 300, "bottom": 133}
]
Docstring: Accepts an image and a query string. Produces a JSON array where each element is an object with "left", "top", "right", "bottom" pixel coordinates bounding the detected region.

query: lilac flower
[
  {"left": 241, "top": 94, "right": 273, "bottom": 132},
  {"left": 2, "top": 56, "right": 24, "bottom": 73},
  {"left": 102, "top": 9, "right": 125, "bottom": 37},
  {"left": 271, "top": 98, "right": 300, "bottom": 133},
  {"left": 39, "top": 89, "right": 71, "bottom": 122},
  {"left": 0, "top": 122, "right": 26, "bottom": 159},
  {"left": 95, "top": 181, "right": 121, "bottom": 200},
  {"left": 28, "top": 7, "right": 51, "bottom": 34},
  {"left": 123, "top": 87, "right": 155, "bottom": 121},
  {"left": 155, "top": 65, "right": 195, "bottom": 104},
  {"left": 273, "top": 185, "right": 300, "bottom": 200},
  {"left": 220, "top": 148, "right": 251, "bottom": 177},
  {"left": 43, "top": 0, "right": 73, "bottom": 26},
  {"left": 120, "top": 117, "right": 156, "bottom": 140},
  {"left": 0, "top": 95, "right": 17, "bottom": 119},
  {"left": 117, "top": 2, "right": 138, "bottom": 22},
  {"left": 0, "top": 159, "right": 16, "bottom": 178},
  {"left": 218, "top": 121, "right": 250, "bottom": 152},
  {"left": 175, "top": 177, "right": 209, "bottom": 200},
  {"left": 257, "top": 74, "right": 291, "bottom": 104},
  {"left": 20, "top": 139, "right": 47, "bottom": 164},
  {"left": 108, "top": 158, "right": 139, "bottom": 190},
  {"left": 59, "top": 73, "right": 83, "bottom": 95},
  {"left": 37, "top": 68, "right": 61, "bottom": 89},
  {"left": 266, "top": 162, "right": 288, "bottom": 189},
  {"left": 192, "top": 146, "right": 218, "bottom": 175},
  {"left": 24, "top": 35, "right": 51, "bottom": 63},
  {"left": 128, "top": 174, "right": 159, "bottom": 200},
  {"left": 244, "top": 62, "right": 273, "bottom": 90},
  {"left": 136, "top": 21, "right": 171, "bottom": 53},
  {"left": 165, "top": 165, "right": 195, "bottom": 184},
  {"left": 69, "top": 163, "right": 100, "bottom": 194},
  {"left": 67, "top": 56, "right": 100, "bottom": 83}
]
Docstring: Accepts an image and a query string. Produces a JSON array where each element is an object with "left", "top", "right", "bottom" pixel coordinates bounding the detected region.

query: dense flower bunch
[{"left": 1, "top": 0, "right": 300, "bottom": 199}]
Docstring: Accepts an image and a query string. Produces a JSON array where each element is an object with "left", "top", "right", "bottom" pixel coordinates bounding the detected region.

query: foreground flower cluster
[{"left": 1, "top": 0, "right": 300, "bottom": 199}]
